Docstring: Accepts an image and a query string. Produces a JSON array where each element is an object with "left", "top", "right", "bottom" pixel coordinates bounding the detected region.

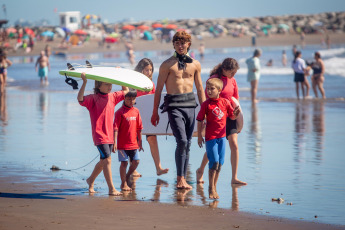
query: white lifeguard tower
[{"left": 59, "top": 11, "right": 81, "bottom": 31}]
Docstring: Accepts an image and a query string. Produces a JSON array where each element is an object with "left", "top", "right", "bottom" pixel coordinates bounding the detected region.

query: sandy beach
[
  {"left": 7, "top": 32, "right": 345, "bottom": 57},
  {"left": 1, "top": 31, "right": 345, "bottom": 230},
  {"left": 1, "top": 166, "right": 343, "bottom": 230}
]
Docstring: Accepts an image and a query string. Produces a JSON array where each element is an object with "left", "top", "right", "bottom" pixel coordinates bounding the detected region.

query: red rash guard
[
  {"left": 79, "top": 91, "right": 124, "bottom": 145},
  {"left": 114, "top": 105, "right": 143, "bottom": 150},
  {"left": 196, "top": 98, "right": 234, "bottom": 141}
]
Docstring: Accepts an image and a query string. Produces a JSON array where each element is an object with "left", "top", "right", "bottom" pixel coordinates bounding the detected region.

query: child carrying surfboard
[
  {"left": 78, "top": 72, "right": 128, "bottom": 196},
  {"left": 113, "top": 90, "right": 144, "bottom": 191}
]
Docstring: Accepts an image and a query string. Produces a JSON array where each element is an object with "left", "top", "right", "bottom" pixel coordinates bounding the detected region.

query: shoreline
[
  {"left": 0, "top": 165, "right": 344, "bottom": 230},
  {"left": 7, "top": 33, "right": 345, "bottom": 57}
]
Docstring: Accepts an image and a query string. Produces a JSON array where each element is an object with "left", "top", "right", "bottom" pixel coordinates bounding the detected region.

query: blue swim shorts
[
  {"left": 206, "top": 137, "right": 226, "bottom": 169},
  {"left": 38, "top": 67, "right": 48, "bottom": 78},
  {"left": 118, "top": 149, "right": 140, "bottom": 162}
]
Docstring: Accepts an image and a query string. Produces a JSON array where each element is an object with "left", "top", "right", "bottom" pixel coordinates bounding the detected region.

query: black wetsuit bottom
[{"left": 167, "top": 107, "right": 195, "bottom": 177}]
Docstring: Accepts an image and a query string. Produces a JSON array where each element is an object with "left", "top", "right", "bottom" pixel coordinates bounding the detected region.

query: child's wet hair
[
  {"left": 125, "top": 90, "right": 137, "bottom": 98},
  {"left": 134, "top": 58, "right": 154, "bottom": 77},
  {"left": 209, "top": 57, "right": 240, "bottom": 78},
  {"left": 93, "top": 80, "right": 103, "bottom": 94},
  {"left": 206, "top": 78, "right": 223, "bottom": 90}
]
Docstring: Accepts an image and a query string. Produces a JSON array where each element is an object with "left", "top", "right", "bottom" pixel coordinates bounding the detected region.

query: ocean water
[{"left": 1, "top": 42, "right": 345, "bottom": 226}]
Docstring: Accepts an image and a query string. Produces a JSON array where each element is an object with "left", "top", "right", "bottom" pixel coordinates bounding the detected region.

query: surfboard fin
[
  {"left": 86, "top": 60, "right": 92, "bottom": 68},
  {"left": 67, "top": 63, "right": 75, "bottom": 70}
]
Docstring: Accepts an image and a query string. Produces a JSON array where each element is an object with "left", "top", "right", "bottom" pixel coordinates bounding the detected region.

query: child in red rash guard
[
  {"left": 113, "top": 90, "right": 143, "bottom": 191},
  {"left": 196, "top": 78, "right": 237, "bottom": 199},
  {"left": 78, "top": 72, "right": 128, "bottom": 196}
]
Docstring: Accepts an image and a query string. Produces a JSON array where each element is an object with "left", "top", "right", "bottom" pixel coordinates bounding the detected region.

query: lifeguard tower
[{"left": 59, "top": 11, "right": 81, "bottom": 32}]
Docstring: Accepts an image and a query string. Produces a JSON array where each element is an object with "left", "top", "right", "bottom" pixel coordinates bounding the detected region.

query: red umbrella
[
  {"left": 74, "top": 29, "right": 88, "bottom": 35},
  {"left": 137, "top": 25, "right": 150, "bottom": 31},
  {"left": 152, "top": 23, "right": 163, "bottom": 29},
  {"left": 105, "top": 37, "right": 118, "bottom": 43},
  {"left": 166, "top": 24, "right": 178, "bottom": 29},
  {"left": 122, "top": 25, "right": 135, "bottom": 31},
  {"left": 25, "top": 28, "right": 35, "bottom": 36},
  {"left": 6, "top": 27, "right": 17, "bottom": 34}
]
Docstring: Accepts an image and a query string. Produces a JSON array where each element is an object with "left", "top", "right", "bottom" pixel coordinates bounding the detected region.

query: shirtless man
[
  {"left": 35, "top": 50, "right": 50, "bottom": 85},
  {"left": 151, "top": 31, "right": 206, "bottom": 189}
]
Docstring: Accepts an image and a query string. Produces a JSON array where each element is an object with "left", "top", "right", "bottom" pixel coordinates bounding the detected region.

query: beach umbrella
[
  {"left": 278, "top": 24, "right": 290, "bottom": 30},
  {"left": 74, "top": 29, "right": 88, "bottom": 35},
  {"left": 166, "top": 24, "right": 178, "bottom": 30},
  {"left": 261, "top": 24, "right": 272, "bottom": 30},
  {"left": 143, "top": 31, "right": 153, "bottom": 40},
  {"left": 152, "top": 23, "right": 163, "bottom": 29},
  {"left": 137, "top": 25, "right": 150, "bottom": 31},
  {"left": 84, "top": 14, "right": 98, "bottom": 20},
  {"left": 6, "top": 27, "right": 17, "bottom": 34},
  {"left": 122, "top": 25, "right": 135, "bottom": 31},
  {"left": 105, "top": 37, "right": 118, "bottom": 43},
  {"left": 55, "top": 27, "right": 66, "bottom": 37},
  {"left": 41, "top": 30, "right": 55, "bottom": 37},
  {"left": 25, "top": 28, "right": 35, "bottom": 36}
]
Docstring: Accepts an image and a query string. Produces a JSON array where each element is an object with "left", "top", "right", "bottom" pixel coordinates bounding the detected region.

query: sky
[{"left": 2, "top": 0, "right": 345, "bottom": 26}]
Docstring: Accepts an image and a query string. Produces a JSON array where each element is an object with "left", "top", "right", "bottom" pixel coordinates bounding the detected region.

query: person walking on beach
[
  {"left": 196, "top": 78, "right": 237, "bottom": 199},
  {"left": 246, "top": 49, "right": 261, "bottom": 104},
  {"left": 311, "top": 52, "right": 326, "bottom": 99},
  {"left": 0, "top": 52, "right": 12, "bottom": 93},
  {"left": 134, "top": 58, "right": 169, "bottom": 176},
  {"left": 78, "top": 73, "right": 128, "bottom": 196},
  {"left": 292, "top": 51, "right": 307, "bottom": 99},
  {"left": 35, "top": 50, "right": 50, "bottom": 85},
  {"left": 113, "top": 90, "right": 143, "bottom": 191},
  {"left": 151, "top": 31, "right": 206, "bottom": 189},
  {"left": 198, "top": 42, "right": 205, "bottom": 61},
  {"left": 282, "top": 50, "right": 287, "bottom": 67},
  {"left": 196, "top": 58, "right": 246, "bottom": 185}
]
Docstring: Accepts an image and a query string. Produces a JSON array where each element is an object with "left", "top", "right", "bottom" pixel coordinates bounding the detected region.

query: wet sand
[
  {"left": 7, "top": 32, "right": 345, "bottom": 57},
  {"left": 1, "top": 166, "right": 343, "bottom": 230}
]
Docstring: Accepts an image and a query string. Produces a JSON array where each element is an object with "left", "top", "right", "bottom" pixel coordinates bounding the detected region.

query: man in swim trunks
[
  {"left": 35, "top": 50, "right": 50, "bottom": 85},
  {"left": 151, "top": 31, "right": 206, "bottom": 189}
]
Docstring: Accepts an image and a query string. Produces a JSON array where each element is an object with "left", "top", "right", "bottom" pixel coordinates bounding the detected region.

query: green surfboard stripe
[{"left": 59, "top": 70, "right": 152, "bottom": 91}]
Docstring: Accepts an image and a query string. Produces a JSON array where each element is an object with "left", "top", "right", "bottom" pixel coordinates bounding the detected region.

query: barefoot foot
[
  {"left": 132, "top": 170, "right": 142, "bottom": 177},
  {"left": 86, "top": 178, "right": 95, "bottom": 193},
  {"left": 109, "top": 189, "right": 123, "bottom": 196},
  {"left": 121, "top": 182, "right": 132, "bottom": 191},
  {"left": 196, "top": 168, "right": 204, "bottom": 184},
  {"left": 231, "top": 178, "right": 247, "bottom": 185},
  {"left": 157, "top": 168, "right": 169, "bottom": 176}
]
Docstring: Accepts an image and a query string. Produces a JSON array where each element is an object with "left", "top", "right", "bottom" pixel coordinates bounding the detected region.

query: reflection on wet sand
[
  {"left": 246, "top": 103, "right": 262, "bottom": 166},
  {"left": 231, "top": 184, "right": 245, "bottom": 211},
  {"left": 152, "top": 179, "right": 169, "bottom": 202},
  {"left": 312, "top": 101, "right": 325, "bottom": 160},
  {"left": 0, "top": 90, "right": 7, "bottom": 126},
  {"left": 294, "top": 102, "right": 311, "bottom": 162}
]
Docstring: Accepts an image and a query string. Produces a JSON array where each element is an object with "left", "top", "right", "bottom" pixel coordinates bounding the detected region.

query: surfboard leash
[
  {"left": 50, "top": 154, "right": 99, "bottom": 171},
  {"left": 64, "top": 73, "right": 79, "bottom": 90}
]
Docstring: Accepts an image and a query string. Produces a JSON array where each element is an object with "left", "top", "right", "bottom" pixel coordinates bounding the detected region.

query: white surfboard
[
  {"left": 230, "top": 97, "right": 244, "bottom": 133},
  {"left": 59, "top": 62, "right": 153, "bottom": 91}
]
